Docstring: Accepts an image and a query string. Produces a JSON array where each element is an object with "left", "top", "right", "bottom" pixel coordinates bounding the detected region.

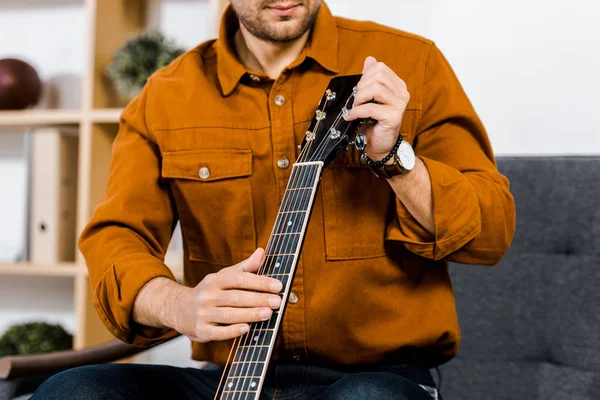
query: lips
[{"left": 267, "top": 2, "right": 301, "bottom": 17}]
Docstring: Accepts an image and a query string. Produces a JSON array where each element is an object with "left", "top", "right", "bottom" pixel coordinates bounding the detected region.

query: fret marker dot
[
  {"left": 253, "top": 336, "right": 259, "bottom": 341},
  {"left": 275, "top": 262, "right": 281, "bottom": 268},
  {"left": 228, "top": 382, "right": 233, "bottom": 388},
  {"left": 250, "top": 382, "right": 257, "bottom": 388},
  {"left": 287, "top": 220, "right": 293, "bottom": 226}
]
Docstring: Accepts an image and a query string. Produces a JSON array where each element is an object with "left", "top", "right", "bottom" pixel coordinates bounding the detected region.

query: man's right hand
[{"left": 133, "top": 248, "right": 283, "bottom": 343}]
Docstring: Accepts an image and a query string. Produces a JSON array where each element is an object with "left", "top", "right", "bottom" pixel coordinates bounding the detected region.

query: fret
[
  {"left": 234, "top": 346, "right": 269, "bottom": 363},
  {"left": 247, "top": 327, "right": 276, "bottom": 332},
  {"left": 280, "top": 189, "right": 312, "bottom": 211},
  {"left": 264, "top": 236, "right": 301, "bottom": 258},
  {"left": 228, "top": 361, "right": 266, "bottom": 377},
  {"left": 284, "top": 187, "right": 315, "bottom": 192},
  {"left": 261, "top": 255, "right": 294, "bottom": 274},
  {"left": 276, "top": 210, "right": 308, "bottom": 215},
  {"left": 274, "top": 214, "right": 305, "bottom": 235},
  {"left": 222, "top": 390, "right": 258, "bottom": 398},
  {"left": 224, "top": 377, "right": 261, "bottom": 392},
  {"left": 245, "top": 328, "right": 274, "bottom": 345}
]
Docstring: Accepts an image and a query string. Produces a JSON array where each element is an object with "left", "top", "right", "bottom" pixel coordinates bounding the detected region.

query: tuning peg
[{"left": 351, "top": 133, "right": 367, "bottom": 151}]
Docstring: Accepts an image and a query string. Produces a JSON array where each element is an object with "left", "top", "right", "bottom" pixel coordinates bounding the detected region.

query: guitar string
[
  {"left": 236, "top": 167, "right": 305, "bottom": 399},
  {"left": 244, "top": 165, "right": 310, "bottom": 399},
  {"left": 234, "top": 90, "right": 346, "bottom": 398},
  {"left": 307, "top": 92, "right": 356, "bottom": 164},
  {"left": 243, "top": 165, "right": 315, "bottom": 399},
  {"left": 220, "top": 90, "right": 332, "bottom": 399},
  {"left": 214, "top": 333, "right": 238, "bottom": 400},
  {"left": 229, "top": 160, "right": 314, "bottom": 397},
  {"left": 233, "top": 92, "right": 333, "bottom": 397},
  {"left": 233, "top": 124, "right": 343, "bottom": 399},
  {"left": 307, "top": 88, "right": 356, "bottom": 163},
  {"left": 238, "top": 86, "right": 356, "bottom": 397},
  {"left": 297, "top": 92, "right": 332, "bottom": 164},
  {"left": 232, "top": 165, "right": 305, "bottom": 398}
]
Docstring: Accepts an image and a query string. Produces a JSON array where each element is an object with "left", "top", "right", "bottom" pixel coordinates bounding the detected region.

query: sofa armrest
[{"left": 0, "top": 336, "right": 179, "bottom": 380}]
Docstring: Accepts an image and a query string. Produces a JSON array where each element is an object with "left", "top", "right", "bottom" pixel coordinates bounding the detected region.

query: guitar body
[{"left": 214, "top": 74, "right": 364, "bottom": 400}]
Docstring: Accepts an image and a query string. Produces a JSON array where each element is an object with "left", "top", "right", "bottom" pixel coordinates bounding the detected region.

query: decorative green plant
[
  {"left": 0, "top": 322, "right": 73, "bottom": 357},
  {"left": 107, "top": 30, "right": 186, "bottom": 101}
]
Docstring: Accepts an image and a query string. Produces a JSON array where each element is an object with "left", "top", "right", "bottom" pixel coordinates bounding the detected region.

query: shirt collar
[{"left": 216, "top": 2, "right": 339, "bottom": 97}]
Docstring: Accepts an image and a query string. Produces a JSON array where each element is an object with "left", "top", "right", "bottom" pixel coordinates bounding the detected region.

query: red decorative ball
[{"left": 0, "top": 59, "right": 42, "bottom": 110}]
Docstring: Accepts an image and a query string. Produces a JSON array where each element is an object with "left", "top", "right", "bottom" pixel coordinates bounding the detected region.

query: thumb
[
  {"left": 240, "top": 248, "right": 265, "bottom": 272},
  {"left": 362, "top": 56, "right": 378, "bottom": 74}
]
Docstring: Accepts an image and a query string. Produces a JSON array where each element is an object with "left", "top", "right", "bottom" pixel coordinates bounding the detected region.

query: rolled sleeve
[
  {"left": 79, "top": 81, "right": 179, "bottom": 346},
  {"left": 387, "top": 44, "right": 515, "bottom": 265}
]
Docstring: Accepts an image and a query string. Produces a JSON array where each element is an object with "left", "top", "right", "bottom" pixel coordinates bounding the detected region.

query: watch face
[{"left": 397, "top": 141, "right": 416, "bottom": 170}]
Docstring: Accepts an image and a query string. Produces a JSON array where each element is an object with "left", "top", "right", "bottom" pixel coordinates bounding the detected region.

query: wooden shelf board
[
  {"left": 0, "top": 262, "right": 85, "bottom": 277},
  {"left": 89, "top": 108, "right": 123, "bottom": 123},
  {"left": 0, "top": 109, "right": 82, "bottom": 128}
]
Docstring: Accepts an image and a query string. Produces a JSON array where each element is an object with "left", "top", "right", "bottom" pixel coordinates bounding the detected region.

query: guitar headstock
[{"left": 297, "top": 74, "right": 363, "bottom": 166}]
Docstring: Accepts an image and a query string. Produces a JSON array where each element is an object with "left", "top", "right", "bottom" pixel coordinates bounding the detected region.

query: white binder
[{"left": 29, "top": 128, "right": 78, "bottom": 263}]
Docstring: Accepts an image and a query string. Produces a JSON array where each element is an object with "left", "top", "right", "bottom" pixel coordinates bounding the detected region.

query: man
[{"left": 32, "top": 1, "right": 515, "bottom": 399}]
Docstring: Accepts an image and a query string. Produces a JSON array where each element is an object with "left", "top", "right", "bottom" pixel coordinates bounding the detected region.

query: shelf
[
  {"left": 89, "top": 108, "right": 123, "bottom": 123},
  {"left": 0, "top": 109, "right": 82, "bottom": 128},
  {"left": 0, "top": 262, "right": 85, "bottom": 277},
  {"left": 0, "top": 108, "right": 124, "bottom": 128}
]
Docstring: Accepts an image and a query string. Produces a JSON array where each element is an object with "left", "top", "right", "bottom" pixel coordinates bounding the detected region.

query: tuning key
[{"left": 326, "top": 89, "right": 336, "bottom": 101}]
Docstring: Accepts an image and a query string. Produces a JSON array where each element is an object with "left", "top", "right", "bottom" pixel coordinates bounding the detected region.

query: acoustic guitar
[{"left": 214, "top": 74, "right": 365, "bottom": 400}]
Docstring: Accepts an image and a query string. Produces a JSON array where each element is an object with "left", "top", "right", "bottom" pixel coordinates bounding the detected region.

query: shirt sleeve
[
  {"left": 78, "top": 81, "right": 179, "bottom": 346},
  {"left": 386, "top": 44, "right": 516, "bottom": 265}
]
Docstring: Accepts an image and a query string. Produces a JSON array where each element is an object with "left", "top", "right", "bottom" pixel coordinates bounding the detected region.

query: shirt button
[
  {"left": 274, "top": 95, "right": 285, "bottom": 106},
  {"left": 249, "top": 74, "right": 260, "bottom": 82},
  {"left": 277, "top": 157, "right": 290, "bottom": 169},
  {"left": 198, "top": 167, "right": 210, "bottom": 179},
  {"left": 288, "top": 292, "right": 299, "bottom": 304}
]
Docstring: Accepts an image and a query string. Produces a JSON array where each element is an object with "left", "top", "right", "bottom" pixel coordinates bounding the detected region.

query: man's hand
[
  {"left": 343, "top": 56, "right": 411, "bottom": 162},
  {"left": 133, "top": 248, "right": 283, "bottom": 343}
]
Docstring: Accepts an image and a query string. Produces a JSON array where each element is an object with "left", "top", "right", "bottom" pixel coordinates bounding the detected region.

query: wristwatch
[{"left": 373, "top": 140, "right": 416, "bottom": 179}]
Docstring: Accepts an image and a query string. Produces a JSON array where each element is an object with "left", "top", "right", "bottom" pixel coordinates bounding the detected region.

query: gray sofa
[
  {"left": 442, "top": 156, "right": 600, "bottom": 400},
  {"left": 2, "top": 156, "right": 598, "bottom": 400}
]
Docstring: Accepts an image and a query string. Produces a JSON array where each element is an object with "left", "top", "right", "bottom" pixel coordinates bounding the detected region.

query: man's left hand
[{"left": 343, "top": 56, "right": 410, "bottom": 162}]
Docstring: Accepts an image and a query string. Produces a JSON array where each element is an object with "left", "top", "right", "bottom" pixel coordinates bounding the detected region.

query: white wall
[
  {"left": 327, "top": 0, "right": 600, "bottom": 154},
  {"left": 1, "top": 0, "right": 598, "bottom": 365}
]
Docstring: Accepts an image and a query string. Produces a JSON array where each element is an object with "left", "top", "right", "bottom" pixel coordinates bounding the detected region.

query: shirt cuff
[
  {"left": 92, "top": 254, "right": 178, "bottom": 346},
  {"left": 386, "top": 156, "right": 482, "bottom": 260}
]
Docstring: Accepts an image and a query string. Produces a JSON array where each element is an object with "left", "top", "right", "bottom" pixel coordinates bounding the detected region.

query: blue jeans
[{"left": 31, "top": 362, "right": 439, "bottom": 400}]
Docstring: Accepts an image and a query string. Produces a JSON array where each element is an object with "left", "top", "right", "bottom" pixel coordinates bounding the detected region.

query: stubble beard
[{"left": 235, "top": 3, "right": 321, "bottom": 43}]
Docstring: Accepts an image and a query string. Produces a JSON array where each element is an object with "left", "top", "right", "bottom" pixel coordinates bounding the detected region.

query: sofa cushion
[
  {"left": 442, "top": 359, "right": 600, "bottom": 400},
  {"left": 442, "top": 157, "right": 600, "bottom": 400}
]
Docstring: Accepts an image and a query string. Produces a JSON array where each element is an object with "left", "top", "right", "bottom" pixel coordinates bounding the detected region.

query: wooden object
[
  {"left": 0, "top": 0, "right": 227, "bottom": 351},
  {"left": 0, "top": 336, "right": 179, "bottom": 380}
]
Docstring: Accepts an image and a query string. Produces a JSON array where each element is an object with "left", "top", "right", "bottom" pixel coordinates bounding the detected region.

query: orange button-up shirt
[{"left": 80, "top": 3, "right": 516, "bottom": 368}]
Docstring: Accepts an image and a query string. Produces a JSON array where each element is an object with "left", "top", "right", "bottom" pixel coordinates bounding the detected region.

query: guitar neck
[{"left": 215, "top": 161, "right": 324, "bottom": 400}]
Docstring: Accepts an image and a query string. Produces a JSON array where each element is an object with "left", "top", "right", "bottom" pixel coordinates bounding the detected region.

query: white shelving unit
[{"left": 0, "top": 0, "right": 227, "bottom": 350}]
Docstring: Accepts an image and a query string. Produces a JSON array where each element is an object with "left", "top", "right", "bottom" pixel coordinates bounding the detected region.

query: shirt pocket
[
  {"left": 320, "top": 164, "right": 394, "bottom": 261},
  {"left": 161, "top": 149, "right": 256, "bottom": 266}
]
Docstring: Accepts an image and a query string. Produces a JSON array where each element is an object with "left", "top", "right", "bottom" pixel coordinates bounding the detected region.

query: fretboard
[{"left": 215, "top": 161, "right": 323, "bottom": 400}]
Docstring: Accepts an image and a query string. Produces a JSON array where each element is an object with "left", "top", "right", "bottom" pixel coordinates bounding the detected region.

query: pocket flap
[{"left": 162, "top": 149, "right": 252, "bottom": 182}]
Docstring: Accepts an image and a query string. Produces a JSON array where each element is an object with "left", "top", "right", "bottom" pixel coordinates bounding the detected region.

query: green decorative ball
[
  {"left": 0, "top": 322, "right": 73, "bottom": 357},
  {"left": 107, "top": 30, "right": 186, "bottom": 101}
]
